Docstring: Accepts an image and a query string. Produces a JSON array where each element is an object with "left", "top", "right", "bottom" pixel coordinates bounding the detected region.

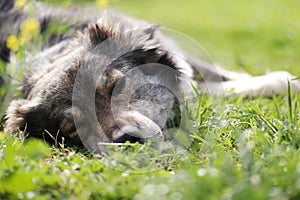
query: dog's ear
[
  {"left": 88, "top": 23, "right": 113, "bottom": 46},
  {"left": 87, "top": 22, "right": 159, "bottom": 48},
  {"left": 87, "top": 10, "right": 161, "bottom": 50}
]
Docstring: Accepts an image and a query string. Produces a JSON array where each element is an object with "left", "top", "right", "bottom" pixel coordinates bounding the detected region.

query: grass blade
[
  {"left": 287, "top": 80, "right": 293, "bottom": 122},
  {"left": 272, "top": 92, "right": 281, "bottom": 120}
]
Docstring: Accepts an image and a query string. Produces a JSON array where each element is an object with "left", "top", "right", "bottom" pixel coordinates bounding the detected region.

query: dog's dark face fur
[{"left": 4, "top": 9, "right": 192, "bottom": 153}]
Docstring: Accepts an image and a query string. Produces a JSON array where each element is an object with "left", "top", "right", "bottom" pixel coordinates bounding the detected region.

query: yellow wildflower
[
  {"left": 96, "top": 0, "right": 108, "bottom": 10},
  {"left": 6, "top": 35, "right": 19, "bottom": 52},
  {"left": 15, "top": 0, "right": 27, "bottom": 9},
  {"left": 19, "top": 18, "right": 40, "bottom": 45}
]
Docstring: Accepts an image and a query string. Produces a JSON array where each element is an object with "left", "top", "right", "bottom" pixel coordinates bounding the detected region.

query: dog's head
[{"left": 5, "top": 10, "right": 192, "bottom": 154}]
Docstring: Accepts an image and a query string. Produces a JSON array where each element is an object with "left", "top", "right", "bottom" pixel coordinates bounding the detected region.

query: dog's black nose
[{"left": 113, "top": 133, "right": 145, "bottom": 143}]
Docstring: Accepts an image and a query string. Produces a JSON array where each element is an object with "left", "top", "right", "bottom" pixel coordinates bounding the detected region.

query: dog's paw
[
  {"left": 219, "top": 71, "right": 300, "bottom": 97},
  {"left": 264, "top": 71, "right": 300, "bottom": 94},
  {"left": 4, "top": 99, "right": 38, "bottom": 136}
]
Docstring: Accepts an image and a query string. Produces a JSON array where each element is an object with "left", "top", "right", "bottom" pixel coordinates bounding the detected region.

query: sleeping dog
[{"left": 2, "top": 1, "right": 300, "bottom": 154}]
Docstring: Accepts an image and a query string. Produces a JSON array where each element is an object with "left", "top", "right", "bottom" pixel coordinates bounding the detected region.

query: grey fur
[{"left": 3, "top": 2, "right": 300, "bottom": 154}]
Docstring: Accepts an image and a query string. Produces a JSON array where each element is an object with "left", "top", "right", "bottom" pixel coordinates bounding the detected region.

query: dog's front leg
[{"left": 199, "top": 71, "right": 300, "bottom": 97}]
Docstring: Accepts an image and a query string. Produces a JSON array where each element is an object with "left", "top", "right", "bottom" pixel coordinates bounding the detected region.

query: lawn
[{"left": 1, "top": 0, "right": 300, "bottom": 199}]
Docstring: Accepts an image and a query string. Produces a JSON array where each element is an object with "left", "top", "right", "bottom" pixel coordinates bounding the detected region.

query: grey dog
[{"left": 2, "top": 1, "right": 299, "bottom": 154}]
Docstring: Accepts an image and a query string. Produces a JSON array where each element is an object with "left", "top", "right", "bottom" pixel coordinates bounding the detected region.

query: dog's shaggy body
[{"left": 2, "top": 1, "right": 300, "bottom": 153}]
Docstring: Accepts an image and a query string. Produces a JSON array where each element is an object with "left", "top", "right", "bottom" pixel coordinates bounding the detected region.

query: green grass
[{"left": 1, "top": 0, "right": 300, "bottom": 199}]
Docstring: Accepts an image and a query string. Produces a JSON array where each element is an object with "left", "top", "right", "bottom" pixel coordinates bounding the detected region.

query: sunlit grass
[{"left": 1, "top": 0, "right": 300, "bottom": 199}]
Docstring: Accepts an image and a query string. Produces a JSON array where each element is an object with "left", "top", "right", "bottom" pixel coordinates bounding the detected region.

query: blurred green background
[{"left": 42, "top": 0, "right": 300, "bottom": 75}]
